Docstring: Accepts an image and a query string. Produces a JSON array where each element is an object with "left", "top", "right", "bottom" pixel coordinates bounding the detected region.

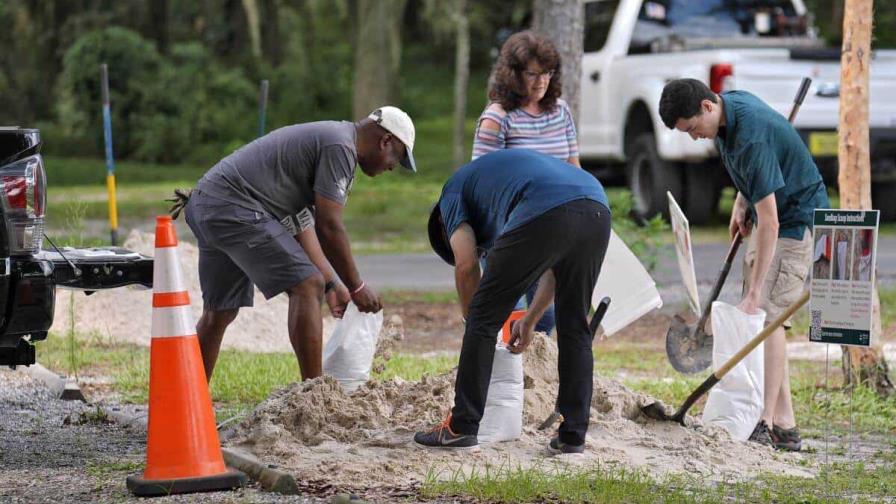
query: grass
[
  {"left": 422, "top": 458, "right": 896, "bottom": 503},
  {"left": 38, "top": 331, "right": 456, "bottom": 406}
]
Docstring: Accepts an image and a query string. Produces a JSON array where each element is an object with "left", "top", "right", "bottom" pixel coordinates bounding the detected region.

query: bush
[
  {"left": 133, "top": 42, "right": 256, "bottom": 163},
  {"left": 55, "top": 27, "right": 162, "bottom": 159}
]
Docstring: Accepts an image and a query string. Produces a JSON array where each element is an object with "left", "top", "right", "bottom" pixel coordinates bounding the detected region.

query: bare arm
[
  {"left": 508, "top": 271, "right": 554, "bottom": 354},
  {"left": 315, "top": 194, "right": 381, "bottom": 312},
  {"left": 449, "top": 223, "right": 480, "bottom": 318},
  {"left": 523, "top": 270, "right": 555, "bottom": 323},
  {"left": 295, "top": 226, "right": 336, "bottom": 283},
  {"left": 730, "top": 191, "right": 751, "bottom": 239},
  {"left": 740, "top": 194, "right": 779, "bottom": 314}
]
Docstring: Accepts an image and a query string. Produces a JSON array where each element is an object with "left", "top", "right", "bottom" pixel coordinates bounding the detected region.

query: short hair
[
  {"left": 659, "top": 79, "right": 718, "bottom": 129},
  {"left": 488, "top": 30, "right": 562, "bottom": 112}
]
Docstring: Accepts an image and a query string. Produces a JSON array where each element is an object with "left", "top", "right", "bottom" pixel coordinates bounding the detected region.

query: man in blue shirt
[
  {"left": 414, "top": 149, "right": 612, "bottom": 454},
  {"left": 660, "top": 79, "right": 829, "bottom": 452}
]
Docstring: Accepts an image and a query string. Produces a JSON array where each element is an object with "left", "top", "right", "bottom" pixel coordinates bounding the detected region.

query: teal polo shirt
[{"left": 715, "top": 91, "right": 829, "bottom": 239}]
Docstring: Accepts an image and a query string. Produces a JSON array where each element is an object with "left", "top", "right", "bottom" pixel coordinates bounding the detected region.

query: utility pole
[{"left": 837, "top": 0, "right": 893, "bottom": 395}]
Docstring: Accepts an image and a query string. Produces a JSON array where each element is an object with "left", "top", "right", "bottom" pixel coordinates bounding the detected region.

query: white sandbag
[
  {"left": 322, "top": 303, "right": 383, "bottom": 393},
  {"left": 477, "top": 344, "right": 524, "bottom": 444},
  {"left": 702, "top": 301, "right": 766, "bottom": 441},
  {"left": 591, "top": 230, "right": 663, "bottom": 336}
]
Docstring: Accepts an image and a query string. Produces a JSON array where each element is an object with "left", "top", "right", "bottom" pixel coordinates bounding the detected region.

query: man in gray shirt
[{"left": 182, "top": 106, "right": 417, "bottom": 382}]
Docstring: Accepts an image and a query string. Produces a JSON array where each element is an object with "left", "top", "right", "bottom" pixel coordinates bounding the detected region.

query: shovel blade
[
  {"left": 665, "top": 314, "right": 713, "bottom": 374},
  {"left": 640, "top": 401, "right": 673, "bottom": 422}
]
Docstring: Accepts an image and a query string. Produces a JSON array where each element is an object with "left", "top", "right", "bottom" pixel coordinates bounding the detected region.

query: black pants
[{"left": 450, "top": 199, "right": 611, "bottom": 445}]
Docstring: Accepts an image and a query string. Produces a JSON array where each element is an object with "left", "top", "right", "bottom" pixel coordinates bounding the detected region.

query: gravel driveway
[{"left": 0, "top": 367, "right": 328, "bottom": 504}]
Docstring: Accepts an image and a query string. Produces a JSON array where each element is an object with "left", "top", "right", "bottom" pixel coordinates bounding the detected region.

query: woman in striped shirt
[
  {"left": 473, "top": 31, "right": 581, "bottom": 335},
  {"left": 472, "top": 31, "right": 580, "bottom": 166}
]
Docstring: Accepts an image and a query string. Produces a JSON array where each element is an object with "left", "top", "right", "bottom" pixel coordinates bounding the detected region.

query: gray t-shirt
[{"left": 196, "top": 121, "right": 357, "bottom": 221}]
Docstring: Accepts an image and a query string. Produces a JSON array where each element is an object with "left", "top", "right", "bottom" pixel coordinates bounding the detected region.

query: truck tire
[
  {"left": 683, "top": 161, "right": 721, "bottom": 225},
  {"left": 626, "top": 133, "right": 682, "bottom": 222},
  {"left": 872, "top": 181, "right": 896, "bottom": 222}
]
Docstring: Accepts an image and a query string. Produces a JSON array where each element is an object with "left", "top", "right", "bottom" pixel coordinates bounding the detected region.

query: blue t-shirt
[
  {"left": 438, "top": 149, "right": 609, "bottom": 250},
  {"left": 716, "top": 91, "right": 829, "bottom": 239}
]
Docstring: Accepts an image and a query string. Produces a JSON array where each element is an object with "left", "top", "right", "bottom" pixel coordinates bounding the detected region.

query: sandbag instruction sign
[{"left": 809, "top": 209, "right": 879, "bottom": 346}]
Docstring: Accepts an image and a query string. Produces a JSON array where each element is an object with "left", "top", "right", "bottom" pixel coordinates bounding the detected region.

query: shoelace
[{"left": 430, "top": 414, "right": 455, "bottom": 436}]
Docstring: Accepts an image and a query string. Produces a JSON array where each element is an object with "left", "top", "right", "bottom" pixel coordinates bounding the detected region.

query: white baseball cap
[{"left": 368, "top": 106, "right": 417, "bottom": 172}]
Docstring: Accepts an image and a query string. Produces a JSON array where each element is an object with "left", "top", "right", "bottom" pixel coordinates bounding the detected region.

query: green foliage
[
  {"left": 134, "top": 42, "right": 256, "bottom": 163},
  {"left": 56, "top": 27, "right": 162, "bottom": 159},
  {"left": 608, "top": 190, "right": 670, "bottom": 272},
  {"left": 55, "top": 29, "right": 257, "bottom": 163}
]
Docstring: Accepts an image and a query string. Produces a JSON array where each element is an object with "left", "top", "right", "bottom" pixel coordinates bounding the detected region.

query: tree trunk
[
  {"left": 837, "top": 0, "right": 893, "bottom": 395},
  {"left": 452, "top": 0, "right": 470, "bottom": 169},
  {"left": 352, "top": 0, "right": 408, "bottom": 120},
  {"left": 531, "top": 0, "right": 584, "bottom": 126},
  {"left": 241, "top": 0, "right": 262, "bottom": 60}
]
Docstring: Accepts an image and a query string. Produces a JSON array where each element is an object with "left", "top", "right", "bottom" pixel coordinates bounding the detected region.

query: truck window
[
  {"left": 584, "top": 0, "right": 619, "bottom": 53},
  {"left": 630, "top": 0, "right": 805, "bottom": 54}
]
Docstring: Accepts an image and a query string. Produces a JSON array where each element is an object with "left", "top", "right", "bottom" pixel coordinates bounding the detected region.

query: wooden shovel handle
[
  {"left": 714, "top": 290, "right": 810, "bottom": 379},
  {"left": 695, "top": 232, "right": 743, "bottom": 330}
]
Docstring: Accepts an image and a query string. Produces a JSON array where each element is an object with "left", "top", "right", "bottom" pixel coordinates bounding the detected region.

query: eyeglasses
[{"left": 522, "top": 69, "right": 555, "bottom": 81}]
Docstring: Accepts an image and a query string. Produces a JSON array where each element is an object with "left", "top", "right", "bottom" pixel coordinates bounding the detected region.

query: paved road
[{"left": 357, "top": 237, "right": 896, "bottom": 308}]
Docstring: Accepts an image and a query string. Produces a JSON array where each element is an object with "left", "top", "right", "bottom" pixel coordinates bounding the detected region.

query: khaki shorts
[{"left": 743, "top": 229, "right": 812, "bottom": 328}]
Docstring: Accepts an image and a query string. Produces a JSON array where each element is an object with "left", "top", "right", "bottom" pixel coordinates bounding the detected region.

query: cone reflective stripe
[{"left": 127, "top": 216, "right": 245, "bottom": 496}]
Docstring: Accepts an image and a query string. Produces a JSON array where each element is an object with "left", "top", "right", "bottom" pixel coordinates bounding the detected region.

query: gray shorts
[
  {"left": 184, "top": 190, "right": 319, "bottom": 310},
  {"left": 743, "top": 229, "right": 813, "bottom": 328}
]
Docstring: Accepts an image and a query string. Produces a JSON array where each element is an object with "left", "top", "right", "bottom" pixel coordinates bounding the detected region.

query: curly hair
[{"left": 488, "top": 30, "right": 563, "bottom": 112}]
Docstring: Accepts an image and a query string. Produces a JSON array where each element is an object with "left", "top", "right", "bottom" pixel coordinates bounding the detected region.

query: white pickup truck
[{"left": 578, "top": 0, "right": 896, "bottom": 224}]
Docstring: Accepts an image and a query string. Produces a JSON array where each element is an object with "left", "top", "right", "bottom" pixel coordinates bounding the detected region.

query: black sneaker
[
  {"left": 414, "top": 417, "right": 479, "bottom": 451},
  {"left": 771, "top": 424, "right": 802, "bottom": 452},
  {"left": 547, "top": 436, "right": 585, "bottom": 455},
  {"left": 748, "top": 420, "right": 774, "bottom": 447}
]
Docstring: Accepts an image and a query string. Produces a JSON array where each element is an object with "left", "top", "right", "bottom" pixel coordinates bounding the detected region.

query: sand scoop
[{"left": 643, "top": 290, "right": 809, "bottom": 425}]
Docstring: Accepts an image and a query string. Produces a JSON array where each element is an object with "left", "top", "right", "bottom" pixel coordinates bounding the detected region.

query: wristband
[
  {"left": 324, "top": 279, "right": 337, "bottom": 294},
  {"left": 350, "top": 281, "right": 366, "bottom": 296}
]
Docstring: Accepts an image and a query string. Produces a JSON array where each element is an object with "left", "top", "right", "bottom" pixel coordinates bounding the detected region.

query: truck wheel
[
  {"left": 683, "top": 162, "right": 721, "bottom": 225},
  {"left": 872, "top": 181, "right": 896, "bottom": 222},
  {"left": 626, "top": 133, "right": 682, "bottom": 222}
]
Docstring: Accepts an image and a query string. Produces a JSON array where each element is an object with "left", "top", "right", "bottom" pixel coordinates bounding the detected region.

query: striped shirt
[{"left": 472, "top": 99, "right": 579, "bottom": 161}]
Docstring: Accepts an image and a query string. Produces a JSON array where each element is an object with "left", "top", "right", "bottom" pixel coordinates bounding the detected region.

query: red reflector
[
  {"left": 2, "top": 176, "right": 26, "bottom": 209},
  {"left": 33, "top": 161, "right": 44, "bottom": 217},
  {"left": 709, "top": 63, "right": 733, "bottom": 93}
]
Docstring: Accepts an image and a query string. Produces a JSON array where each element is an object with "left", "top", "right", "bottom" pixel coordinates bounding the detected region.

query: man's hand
[
  {"left": 737, "top": 290, "right": 762, "bottom": 315},
  {"left": 507, "top": 317, "right": 536, "bottom": 354},
  {"left": 325, "top": 282, "right": 351, "bottom": 318},
  {"left": 351, "top": 284, "right": 382, "bottom": 313}
]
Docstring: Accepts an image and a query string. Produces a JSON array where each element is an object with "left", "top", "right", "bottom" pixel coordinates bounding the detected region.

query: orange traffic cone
[{"left": 127, "top": 216, "right": 246, "bottom": 497}]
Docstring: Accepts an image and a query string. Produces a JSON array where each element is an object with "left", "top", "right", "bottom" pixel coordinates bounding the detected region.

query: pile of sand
[
  {"left": 229, "top": 336, "right": 812, "bottom": 493},
  {"left": 52, "top": 230, "right": 334, "bottom": 352}
]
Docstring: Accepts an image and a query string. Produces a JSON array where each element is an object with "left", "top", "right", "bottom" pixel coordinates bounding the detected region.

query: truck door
[{"left": 580, "top": 0, "right": 623, "bottom": 158}]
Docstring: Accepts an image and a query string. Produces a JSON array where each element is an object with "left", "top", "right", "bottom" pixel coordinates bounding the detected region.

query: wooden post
[
  {"left": 532, "top": 0, "right": 585, "bottom": 127},
  {"left": 837, "top": 0, "right": 894, "bottom": 395},
  {"left": 452, "top": 0, "right": 470, "bottom": 170}
]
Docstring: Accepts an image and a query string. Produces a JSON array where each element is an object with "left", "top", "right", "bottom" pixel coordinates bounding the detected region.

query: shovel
[
  {"left": 664, "top": 76, "right": 813, "bottom": 374},
  {"left": 643, "top": 290, "right": 809, "bottom": 425},
  {"left": 666, "top": 232, "right": 742, "bottom": 373},
  {"left": 537, "top": 296, "right": 611, "bottom": 430}
]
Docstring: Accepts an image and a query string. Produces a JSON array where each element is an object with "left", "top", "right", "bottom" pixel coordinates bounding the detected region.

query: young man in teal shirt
[{"left": 660, "top": 79, "right": 829, "bottom": 451}]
